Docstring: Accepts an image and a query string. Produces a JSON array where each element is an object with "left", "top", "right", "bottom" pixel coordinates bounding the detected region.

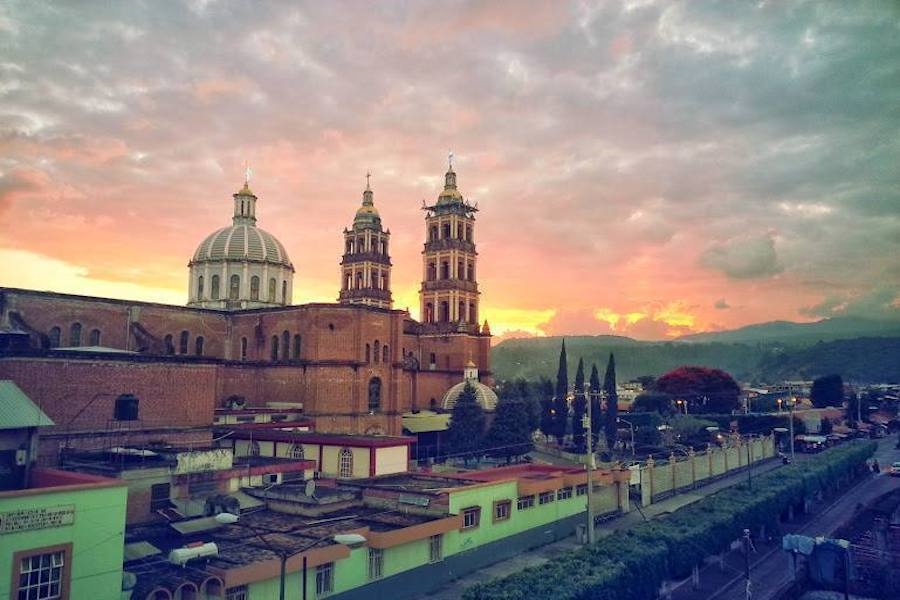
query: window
[
  {"left": 292, "top": 334, "right": 301, "bottom": 359},
  {"left": 425, "top": 303, "right": 434, "bottom": 323},
  {"left": 339, "top": 448, "right": 353, "bottom": 478},
  {"left": 225, "top": 585, "right": 248, "bottom": 600},
  {"left": 15, "top": 547, "right": 68, "bottom": 600},
  {"left": 240, "top": 337, "right": 247, "bottom": 360},
  {"left": 211, "top": 275, "right": 220, "bottom": 300},
  {"left": 557, "top": 487, "right": 573, "bottom": 500},
  {"left": 250, "top": 276, "right": 260, "bottom": 301},
  {"left": 114, "top": 394, "right": 139, "bottom": 421},
  {"left": 367, "top": 377, "right": 382, "bottom": 413},
  {"left": 179, "top": 331, "right": 189, "bottom": 354},
  {"left": 271, "top": 335, "right": 279, "bottom": 361},
  {"left": 195, "top": 336, "right": 204, "bottom": 356},
  {"left": 48, "top": 326, "right": 61, "bottom": 348},
  {"left": 282, "top": 331, "right": 290, "bottom": 361},
  {"left": 290, "top": 444, "right": 304, "bottom": 459},
  {"left": 462, "top": 506, "right": 481, "bottom": 529},
  {"left": 439, "top": 301, "right": 449, "bottom": 322},
  {"left": 367, "top": 548, "right": 384, "bottom": 580},
  {"left": 365, "top": 343, "right": 371, "bottom": 363},
  {"left": 517, "top": 495, "right": 535, "bottom": 510},
  {"left": 428, "top": 534, "right": 443, "bottom": 563},
  {"left": 197, "top": 275, "right": 204, "bottom": 299},
  {"left": 427, "top": 262, "right": 436, "bottom": 281},
  {"left": 316, "top": 563, "right": 334, "bottom": 596},
  {"left": 229, "top": 274, "right": 240, "bottom": 300},
  {"left": 429, "top": 353, "right": 436, "bottom": 366},
  {"left": 268, "top": 278, "right": 276, "bottom": 302},
  {"left": 373, "top": 340, "right": 380, "bottom": 363},
  {"left": 440, "top": 261, "right": 449, "bottom": 279},
  {"left": 281, "top": 280, "right": 287, "bottom": 304},
  {"left": 538, "top": 491, "right": 555, "bottom": 505},
  {"left": 382, "top": 345, "right": 389, "bottom": 363},
  {"left": 150, "top": 483, "right": 171, "bottom": 510},
  {"left": 164, "top": 334, "right": 175, "bottom": 355},
  {"left": 69, "top": 323, "right": 82, "bottom": 347},
  {"left": 493, "top": 500, "right": 512, "bottom": 522},
  {"left": 576, "top": 484, "right": 588, "bottom": 497}
]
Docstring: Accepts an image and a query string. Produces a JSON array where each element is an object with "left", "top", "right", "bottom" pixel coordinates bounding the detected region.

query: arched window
[
  {"left": 69, "top": 323, "right": 82, "bottom": 347},
  {"left": 373, "top": 340, "right": 380, "bottom": 363},
  {"left": 292, "top": 335, "right": 301, "bottom": 359},
  {"left": 195, "top": 336, "right": 204, "bottom": 356},
  {"left": 440, "top": 262, "right": 449, "bottom": 279},
  {"left": 429, "top": 226, "right": 438, "bottom": 241},
  {"left": 89, "top": 328, "right": 101, "bottom": 346},
  {"left": 469, "top": 303, "right": 477, "bottom": 324},
  {"left": 48, "top": 326, "right": 61, "bottom": 348},
  {"left": 466, "top": 225, "right": 472, "bottom": 241},
  {"left": 458, "top": 301, "right": 465, "bottom": 322},
  {"left": 249, "top": 441, "right": 261, "bottom": 457},
  {"left": 282, "top": 331, "right": 290, "bottom": 361},
  {"left": 457, "top": 260, "right": 464, "bottom": 280},
  {"left": 281, "top": 280, "right": 287, "bottom": 304},
  {"left": 268, "top": 278, "right": 276, "bottom": 302},
  {"left": 368, "top": 377, "right": 382, "bottom": 413},
  {"left": 197, "top": 275, "right": 204, "bottom": 299},
  {"left": 381, "top": 240, "right": 388, "bottom": 255},
  {"left": 356, "top": 272, "right": 363, "bottom": 289},
  {"left": 240, "top": 337, "right": 247, "bottom": 360},
  {"left": 382, "top": 272, "right": 389, "bottom": 290},
  {"left": 439, "top": 301, "right": 449, "bottom": 322},
  {"left": 229, "top": 275, "right": 240, "bottom": 300},
  {"left": 372, "top": 270, "right": 380, "bottom": 290},
  {"left": 164, "top": 334, "right": 175, "bottom": 355},
  {"left": 339, "top": 448, "right": 353, "bottom": 478},
  {"left": 442, "top": 223, "right": 451, "bottom": 238},
  {"left": 271, "top": 335, "right": 279, "bottom": 361},
  {"left": 179, "top": 331, "right": 189, "bottom": 354},
  {"left": 382, "top": 345, "right": 389, "bottom": 363},
  {"left": 211, "top": 275, "right": 220, "bottom": 300},
  {"left": 250, "top": 276, "right": 260, "bottom": 301},
  {"left": 457, "top": 223, "right": 463, "bottom": 239},
  {"left": 425, "top": 303, "right": 434, "bottom": 323},
  {"left": 467, "top": 262, "right": 474, "bottom": 281},
  {"left": 365, "top": 343, "right": 371, "bottom": 363},
  {"left": 346, "top": 239, "right": 354, "bottom": 254},
  {"left": 427, "top": 263, "right": 436, "bottom": 282},
  {"left": 290, "top": 444, "right": 304, "bottom": 459}
]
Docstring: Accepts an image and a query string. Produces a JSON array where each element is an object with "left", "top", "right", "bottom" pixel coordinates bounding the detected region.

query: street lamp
[
  {"left": 617, "top": 417, "right": 635, "bottom": 461},
  {"left": 214, "top": 513, "right": 366, "bottom": 600},
  {"left": 788, "top": 396, "right": 796, "bottom": 463},
  {"left": 675, "top": 399, "right": 688, "bottom": 415}
]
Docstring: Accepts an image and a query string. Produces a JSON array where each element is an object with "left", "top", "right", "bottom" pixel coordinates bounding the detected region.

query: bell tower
[
  {"left": 419, "top": 157, "right": 479, "bottom": 331},
  {"left": 338, "top": 174, "right": 392, "bottom": 309}
]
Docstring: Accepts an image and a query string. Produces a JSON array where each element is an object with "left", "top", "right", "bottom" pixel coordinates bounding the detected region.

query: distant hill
[
  {"left": 491, "top": 334, "right": 900, "bottom": 384},
  {"left": 677, "top": 317, "right": 900, "bottom": 345}
]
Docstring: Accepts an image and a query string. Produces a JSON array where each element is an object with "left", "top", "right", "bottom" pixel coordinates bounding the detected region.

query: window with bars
[
  {"left": 367, "top": 548, "right": 384, "bottom": 580},
  {"left": 225, "top": 586, "right": 248, "bottom": 600},
  {"left": 493, "top": 500, "right": 512, "bottom": 522},
  {"left": 516, "top": 495, "right": 535, "bottom": 510},
  {"left": 16, "top": 548, "right": 66, "bottom": 600},
  {"left": 462, "top": 506, "right": 481, "bottom": 529},
  {"left": 338, "top": 448, "right": 353, "bottom": 478},
  {"left": 290, "top": 444, "right": 305, "bottom": 459},
  {"left": 428, "top": 534, "right": 443, "bottom": 563},
  {"left": 576, "top": 484, "right": 588, "bottom": 496},
  {"left": 316, "top": 562, "right": 333, "bottom": 596},
  {"left": 538, "top": 491, "right": 555, "bottom": 505},
  {"left": 557, "top": 487, "right": 573, "bottom": 500}
]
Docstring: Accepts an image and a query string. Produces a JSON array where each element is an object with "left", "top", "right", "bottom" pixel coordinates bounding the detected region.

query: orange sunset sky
[{"left": 1, "top": 1, "right": 899, "bottom": 341}]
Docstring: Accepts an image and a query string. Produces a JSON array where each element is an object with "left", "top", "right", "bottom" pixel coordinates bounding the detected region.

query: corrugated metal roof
[{"left": 0, "top": 380, "right": 54, "bottom": 430}]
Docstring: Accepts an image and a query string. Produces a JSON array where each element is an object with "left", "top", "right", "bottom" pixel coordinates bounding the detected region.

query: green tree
[
  {"left": 514, "top": 378, "right": 541, "bottom": 432},
  {"left": 603, "top": 353, "right": 619, "bottom": 450},
  {"left": 553, "top": 340, "right": 569, "bottom": 442},
  {"left": 538, "top": 378, "right": 555, "bottom": 441},
  {"left": 811, "top": 374, "right": 844, "bottom": 408},
  {"left": 632, "top": 391, "right": 673, "bottom": 414},
  {"left": 589, "top": 363, "right": 602, "bottom": 444},
  {"left": 820, "top": 417, "right": 833, "bottom": 435},
  {"left": 485, "top": 397, "right": 533, "bottom": 463},
  {"left": 571, "top": 358, "right": 586, "bottom": 451},
  {"left": 446, "top": 382, "right": 485, "bottom": 465}
]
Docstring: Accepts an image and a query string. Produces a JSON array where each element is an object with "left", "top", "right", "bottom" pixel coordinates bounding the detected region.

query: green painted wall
[{"left": 0, "top": 483, "right": 127, "bottom": 600}]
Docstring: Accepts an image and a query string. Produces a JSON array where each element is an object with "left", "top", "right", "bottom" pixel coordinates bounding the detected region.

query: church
[{"left": 0, "top": 162, "right": 493, "bottom": 464}]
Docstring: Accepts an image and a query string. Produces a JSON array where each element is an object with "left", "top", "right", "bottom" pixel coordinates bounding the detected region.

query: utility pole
[
  {"left": 743, "top": 528, "right": 752, "bottom": 600},
  {"left": 584, "top": 384, "right": 595, "bottom": 544},
  {"left": 788, "top": 384, "right": 795, "bottom": 464}
]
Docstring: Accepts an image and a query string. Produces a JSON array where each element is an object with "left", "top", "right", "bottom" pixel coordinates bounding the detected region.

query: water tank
[{"left": 168, "top": 542, "right": 219, "bottom": 566}]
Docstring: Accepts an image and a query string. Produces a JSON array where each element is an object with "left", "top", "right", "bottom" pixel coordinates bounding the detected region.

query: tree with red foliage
[{"left": 653, "top": 366, "right": 741, "bottom": 414}]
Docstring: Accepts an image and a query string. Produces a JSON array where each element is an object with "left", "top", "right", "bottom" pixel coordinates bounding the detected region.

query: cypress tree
[
  {"left": 446, "top": 381, "right": 485, "bottom": 465},
  {"left": 603, "top": 353, "right": 619, "bottom": 451},
  {"left": 589, "top": 363, "right": 602, "bottom": 444},
  {"left": 553, "top": 340, "right": 569, "bottom": 443},
  {"left": 539, "top": 378, "right": 555, "bottom": 441},
  {"left": 572, "top": 358, "right": 586, "bottom": 451}
]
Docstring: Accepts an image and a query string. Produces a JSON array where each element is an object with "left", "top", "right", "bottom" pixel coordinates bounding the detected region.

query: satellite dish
[{"left": 304, "top": 479, "right": 316, "bottom": 497}]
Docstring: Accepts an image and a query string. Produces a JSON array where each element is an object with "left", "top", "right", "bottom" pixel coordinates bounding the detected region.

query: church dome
[
  {"left": 352, "top": 182, "right": 382, "bottom": 231},
  {"left": 191, "top": 224, "right": 292, "bottom": 268},
  {"left": 442, "top": 380, "right": 498, "bottom": 412}
]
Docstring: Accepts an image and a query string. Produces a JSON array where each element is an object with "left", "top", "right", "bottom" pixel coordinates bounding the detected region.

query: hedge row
[{"left": 462, "top": 440, "right": 876, "bottom": 600}]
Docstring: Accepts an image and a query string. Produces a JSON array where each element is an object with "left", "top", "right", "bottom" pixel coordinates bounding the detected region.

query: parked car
[{"left": 890, "top": 462, "right": 900, "bottom": 477}]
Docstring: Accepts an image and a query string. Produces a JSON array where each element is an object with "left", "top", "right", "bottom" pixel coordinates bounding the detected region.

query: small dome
[
  {"left": 353, "top": 204, "right": 382, "bottom": 230},
  {"left": 442, "top": 380, "right": 498, "bottom": 412},
  {"left": 191, "top": 225, "right": 293, "bottom": 269}
]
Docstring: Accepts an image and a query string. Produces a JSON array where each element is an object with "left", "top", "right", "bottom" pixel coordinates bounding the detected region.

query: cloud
[
  {"left": 801, "top": 286, "right": 900, "bottom": 321},
  {"left": 714, "top": 298, "right": 730, "bottom": 310},
  {"left": 700, "top": 233, "right": 783, "bottom": 280}
]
